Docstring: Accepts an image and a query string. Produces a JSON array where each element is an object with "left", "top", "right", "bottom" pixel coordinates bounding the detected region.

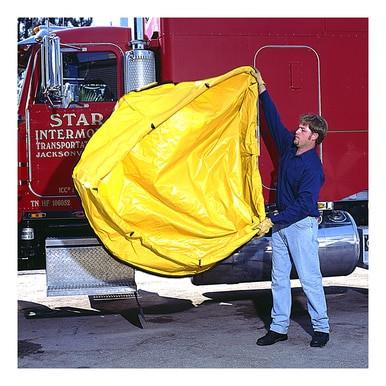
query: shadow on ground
[
  {"left": 18, "top": 285, "right": 367, "bottom": 335},
  {"left": 201, "top": 286, "right": 368, "bottom": 337},
  {"left": 18, "top": 289, "right": 195, "bottom": 328}
]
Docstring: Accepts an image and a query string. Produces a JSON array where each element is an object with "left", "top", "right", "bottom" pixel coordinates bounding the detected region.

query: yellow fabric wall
[{"left": 73, "top": 66, "right": 266, "bottom": 276}]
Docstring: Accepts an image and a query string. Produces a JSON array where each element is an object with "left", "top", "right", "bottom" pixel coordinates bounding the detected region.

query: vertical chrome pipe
[
  {"left": 133, "top": 17, "right": 146, "bottom": 49},
  {"left": 124, "top": 17, "right": 156, "bottom": 93}
]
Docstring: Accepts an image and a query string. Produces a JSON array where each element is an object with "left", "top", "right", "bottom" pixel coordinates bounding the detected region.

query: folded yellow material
[{"left": 73, "top": 66, "right": 266, "bottom": 276}]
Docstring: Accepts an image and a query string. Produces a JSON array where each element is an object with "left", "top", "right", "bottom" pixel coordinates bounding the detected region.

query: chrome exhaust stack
[
  {"left": 124, "top": 17, "right": 156, "bottom": 93},
  {"left": 132, "top": 17, "right": 147, "bottom": 49}
]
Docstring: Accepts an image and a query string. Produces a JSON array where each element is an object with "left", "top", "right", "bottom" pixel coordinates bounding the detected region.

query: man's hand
[
  {"left": 251, "top": 69, "right": 266, "bottom": 94},
  {"left": 255, "top": 217, "right": 273, "bottom": 236}
]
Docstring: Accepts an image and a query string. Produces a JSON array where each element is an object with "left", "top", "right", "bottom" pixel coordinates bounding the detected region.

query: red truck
[{"left": 17, "top": 18, "right": 368, "bottom": 296}]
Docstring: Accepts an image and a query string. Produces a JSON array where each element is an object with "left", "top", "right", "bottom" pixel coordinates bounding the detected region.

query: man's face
[{"left": 294, "top": 123, "right": 318, "bottom": 148}]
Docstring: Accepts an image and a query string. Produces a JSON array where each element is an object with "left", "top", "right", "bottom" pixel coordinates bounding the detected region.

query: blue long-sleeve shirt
[{"left": 260, "top": 90, "right": 324, "bottom": 226}]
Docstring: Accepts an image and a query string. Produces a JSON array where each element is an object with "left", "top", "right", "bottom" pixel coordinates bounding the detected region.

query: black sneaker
[
  {"left": 256, "top": 330, "right": 288, "bottom": 346},
  {"left": 310, "top": 331, "right": 329, "bottom": 347}
]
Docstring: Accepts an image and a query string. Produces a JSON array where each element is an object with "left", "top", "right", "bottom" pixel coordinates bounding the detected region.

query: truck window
[{"left": 37, "top": 51, "right": 118, "bottom": 103}]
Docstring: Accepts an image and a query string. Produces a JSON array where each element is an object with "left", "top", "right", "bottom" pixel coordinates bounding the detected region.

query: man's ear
[{"left": 311, "top": 132, "right": 319, "bottom": 143}]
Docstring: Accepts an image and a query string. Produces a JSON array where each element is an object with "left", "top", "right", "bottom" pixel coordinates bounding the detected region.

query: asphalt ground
[{"left": 15, "top": 267, "right": 370, "bottom": 373}]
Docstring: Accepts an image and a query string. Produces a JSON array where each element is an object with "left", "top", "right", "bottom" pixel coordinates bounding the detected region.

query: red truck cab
[
  {"left": 17, "top": 18, "right": 368, "bottom": 283},
  {"left": 18, "top": 26, "right": 133, "bottom": 268}
]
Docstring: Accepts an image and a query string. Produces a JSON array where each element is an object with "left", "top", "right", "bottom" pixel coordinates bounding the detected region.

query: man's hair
[{"left": 300, "top": 114, "right": 328, "bottom": 145}]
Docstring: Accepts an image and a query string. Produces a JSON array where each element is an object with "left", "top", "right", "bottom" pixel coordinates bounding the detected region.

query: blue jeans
[{"left": 270, "top": 216, "right": 329, "bottom": 334}]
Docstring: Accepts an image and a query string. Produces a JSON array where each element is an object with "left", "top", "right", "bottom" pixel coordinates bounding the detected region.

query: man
[{"left": 253, "top": 69, "right": 330, "bottom": 348}]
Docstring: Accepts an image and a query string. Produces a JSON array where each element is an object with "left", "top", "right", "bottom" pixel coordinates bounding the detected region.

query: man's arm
[{"left": 253, "top": 70, "right": 293, "bottom": 154}]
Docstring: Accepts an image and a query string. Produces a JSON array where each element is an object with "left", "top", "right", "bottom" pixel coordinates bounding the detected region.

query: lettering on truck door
[{"left": 27, "top": 49, "right": 119, "bottom": 201}]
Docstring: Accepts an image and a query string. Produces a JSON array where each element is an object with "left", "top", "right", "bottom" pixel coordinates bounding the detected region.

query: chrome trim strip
[
  {"left": 46, "top": 237, "right": 101, "bottom": 247},
  {"left": 328, "top": 130, "right": 368, "bottom": 133},
  {"left": 63, "top": 42, "right": 125, "bottom": 56}
]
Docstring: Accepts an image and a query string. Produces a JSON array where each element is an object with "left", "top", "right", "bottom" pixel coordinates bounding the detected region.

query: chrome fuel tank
[{"left": 192, "top": 210, "right": 360, "bottom": 285}]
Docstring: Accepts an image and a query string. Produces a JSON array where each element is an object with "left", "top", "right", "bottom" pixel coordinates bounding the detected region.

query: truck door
[
  {"left": 27, "top": 46, "right": 121, "bottom": 201},
  {"left": 254, "top": 46, "right": 320, "bottom": 203}
]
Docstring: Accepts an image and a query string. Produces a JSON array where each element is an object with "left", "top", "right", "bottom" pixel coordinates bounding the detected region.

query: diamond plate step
[{"left": 45, "top": 237, "right": 136, "bottom": 297}]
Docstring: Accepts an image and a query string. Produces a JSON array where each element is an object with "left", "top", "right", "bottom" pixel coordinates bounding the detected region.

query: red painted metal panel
[
  {"left": 155, "top": 17, "right": 368, "bottom": 202},
  {"left": 18, "top": 18, "right": 368, "bottom": 217},
  {"left": 55, "top": 26, "right": 131, "bottom": 47},
  {"left": 320, "top": 132, "right": 368, "bottom": 201},
  {"left": 28, "top": 103, "right": 114, "bottom": 197}
]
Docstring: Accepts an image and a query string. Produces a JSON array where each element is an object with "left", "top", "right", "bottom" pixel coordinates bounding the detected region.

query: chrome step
[{"left": 45, "top": 237, "right": 136, "bottom": 297}]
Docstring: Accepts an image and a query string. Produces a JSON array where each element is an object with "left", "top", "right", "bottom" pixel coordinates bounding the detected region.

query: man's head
[
  {"left": 299, "top": 114, "right": 328, "bottom": 145},
  {"left": 294, "top": 114, "right": 328, "bottom": 151}
]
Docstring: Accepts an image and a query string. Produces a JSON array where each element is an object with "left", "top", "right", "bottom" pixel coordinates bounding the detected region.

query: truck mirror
[{"left": 40, "top": 34, "right": 63, "bottom": 103}]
